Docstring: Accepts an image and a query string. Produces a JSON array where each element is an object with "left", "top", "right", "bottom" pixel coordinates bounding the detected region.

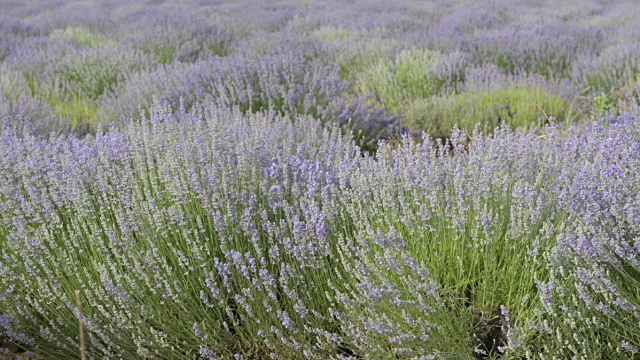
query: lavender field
[{"left": 1, "top": 0, "right": 640, "bottom": 359}]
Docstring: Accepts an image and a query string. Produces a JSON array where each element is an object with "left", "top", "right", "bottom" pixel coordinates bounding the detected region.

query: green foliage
[
  {"left": 49, "top": 26, "right": 110, "bottom": 48},
  {"left": 406, "top": 82, "right": 578, "bottom": 138},
  {"left": 153, "top": 45, "right": 175, "bottom": 64},
  {"left": 615, "top": 75, "right": 640, "bottom": 113},
  {"left": 593, "top": 92, "right": 616, "bottom": 113},
  {"left": 50, "top": 97, "right": 99, "bottom": 128},
  {"left": 20, "top": 47, "right": 150, "bottom": 132},
  {"left": 135, "top": 44, "right": 176, "bottom": 64},
  {"left": 333, "top": 39, "right": 396, "bottom": 81},
  {"left": 23, "top": 66, "right": 109, "bottom": 133},
  {"left": 342, "top": 171, "right": 565, "bottom": 357},
  {"left": 312, "top": 26, "right": 351, "bottom": 41},
  {"left": 356, "top": 48, "right": 447, "bottom": 112}
]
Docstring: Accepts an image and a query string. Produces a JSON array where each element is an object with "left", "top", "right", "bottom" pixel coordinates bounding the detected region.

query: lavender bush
[
  {"left": 118, "top": 8, "right": 236, "bottom": 63},
  {"left": 0, "top": 103, "right": 364, "bottom": 359},
  {"left": 2, "top": 101, "right": 639, "bottom": 359},
  {"left": 100, "top": 50, "right": 401, "bottom": 153},
  {"left": 1, "top": 0, "right": 640, "bottom": 359}
]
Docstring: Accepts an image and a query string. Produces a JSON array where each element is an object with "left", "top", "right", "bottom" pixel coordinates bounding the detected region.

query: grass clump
[
  {"left": 312, "top": 26, "right": 351, "bottom": 41},
  {"left": 332, "top": 39, "right": 396, "bottom": 82},
  {"left": 49, "top": 26, "right": 110, "bottom": 48},
  {"left": 50, "top": 97, "right": 100, "bottom": 129},
  {"left": 405, "top": 80, "right": 580, "bottom": 139},
  {"left": 356, "top": 48, "right": 448, "bottom": 113}
]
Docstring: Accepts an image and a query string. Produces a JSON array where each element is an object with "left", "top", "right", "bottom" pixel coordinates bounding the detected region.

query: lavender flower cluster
[
  {"left": 1, "top": 0, "right": 639, "bottom": 359},
  {"left": 1, "top": 100, "right": 639, "bottom": 359}
]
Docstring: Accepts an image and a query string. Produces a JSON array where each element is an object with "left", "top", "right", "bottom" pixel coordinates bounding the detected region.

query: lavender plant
[
  {"left": 3, "top": 101, "right": 639, "bottom": 359},
  {"left": 0, "top": 95, "right": 71, "bottom": 138},
  {"left": 463, "top": 20, "right": 610, "bottom": 80},
  {"left": 118, "top": 8, "right": 235, "bottom": 63},
  {"left": 100, "top": 50, "right": 401, "bottom": 153},
  {"left": 0, "top": 103, "right": 365, "bottom": 359},
  {"left": 5, "top": 41, "right": 155, "bottom": 133}
]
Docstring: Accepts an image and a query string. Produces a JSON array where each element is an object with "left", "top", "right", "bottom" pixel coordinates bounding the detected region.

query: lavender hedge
[
  {"left": 1, "top": 101, "right": 639, "bottom": 359},
  {"left": 3, "top": 0, "right": 640, "bottom": 142},
  {"left": 1, "top": 0, "right": 640, "bottom": 359}
]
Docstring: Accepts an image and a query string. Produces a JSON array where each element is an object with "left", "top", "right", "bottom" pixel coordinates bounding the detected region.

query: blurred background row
[{"left": 1, "top": 0, "right": 639, "bottom": 148}]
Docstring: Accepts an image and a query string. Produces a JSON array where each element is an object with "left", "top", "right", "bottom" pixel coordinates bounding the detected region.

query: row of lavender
[
  {"left": 1, "top": 101, "right": 639, "bottom": 359},
  {"left": 1, "top": 0, "right": 640, "bottom": 144}
]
